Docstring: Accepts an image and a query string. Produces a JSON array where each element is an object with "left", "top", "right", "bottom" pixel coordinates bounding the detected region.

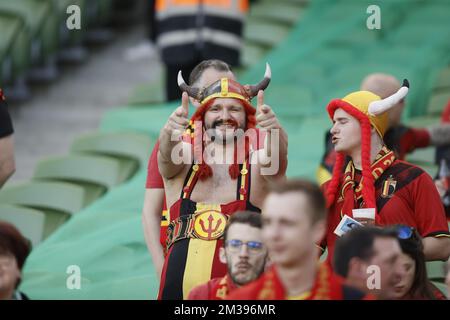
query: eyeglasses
[
  {"left": 396, "top": 225, "right": 414, "bottom": 240},
  {"left": 225, "top": 239, "right": 264, "bottom": 254}
]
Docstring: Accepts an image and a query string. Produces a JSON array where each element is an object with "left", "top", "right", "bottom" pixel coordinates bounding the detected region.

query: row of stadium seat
[
  {"left": 0, "top": 0, "right": 141, "bottom": 101},
  {"left": 13, "top": 0, "right": 450, "bottom": 299},
  {"left": 0, "top": 132, "right": 152, "bottom": 246}
]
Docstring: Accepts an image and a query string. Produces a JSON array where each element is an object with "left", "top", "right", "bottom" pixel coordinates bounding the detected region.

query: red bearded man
[{"left": 157, "top": 63, "right": 288, "bottom": 300}]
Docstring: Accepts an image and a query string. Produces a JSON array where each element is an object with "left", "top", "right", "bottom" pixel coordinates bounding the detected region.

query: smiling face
[
  {"left": 204, "top": 98, "right": 247, "bottom": 143},
  {"left": 220, "top": 223, "right": 267, "bottom": 286},
  {"left": 330, "top": 108, "right": 362, "bottom": 154}
]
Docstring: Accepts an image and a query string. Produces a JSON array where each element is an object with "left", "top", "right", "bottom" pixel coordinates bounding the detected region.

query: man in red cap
[
  {"left": 157, "top": 63, "right": 288, "bottom": 299},
  {"left": 322, "top": 81, "right": 450, "bottom": 265}
]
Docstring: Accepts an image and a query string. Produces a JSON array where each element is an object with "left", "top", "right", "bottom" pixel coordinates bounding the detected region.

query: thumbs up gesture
[
  {"left": 163, "top": 92, "right": 190, "bottom": 138},
  {"left": 256, "top": 90, "right": 280, "bottom": 130}
]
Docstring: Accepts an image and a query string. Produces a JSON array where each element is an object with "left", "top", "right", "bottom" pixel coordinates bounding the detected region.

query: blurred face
[
  {"left": 330, "top": 108, "right": 361, "bottom": 154},
  {"left": 204, "top": 98, "right": 246, "bottom": 143},
  {"left": 190, "top": 69, "right": 235, "bottom": 108},
  {"left": 368, "top": 237, "right": 403, "bottom": 299},
  {"left": 262, "top": 192, "right": 325, "bottom": 268},
  {"left": 391, "top": 253, "right": 416, "bottom": 299},
  {"left": 387, "top": 100, "right": 405, "bottom": 128},
  {"left": 221, "top": 223, "right": 267, "bottom": 286},
  {"left": 0, "top": 254, "right": 21, "bottom": 297}
]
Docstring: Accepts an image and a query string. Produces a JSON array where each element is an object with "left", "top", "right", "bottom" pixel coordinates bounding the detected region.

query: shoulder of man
[{"left": 187, "top": 278, "right": 220, "bottom": 300}]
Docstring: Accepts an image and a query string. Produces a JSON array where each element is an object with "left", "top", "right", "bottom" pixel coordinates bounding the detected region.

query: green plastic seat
[
  {"left": 0, "top": 12, "right": 31, "bottom": 88},
  {"left": 128, "top": 77, "right": 165, "bottom": 105},
  {"left": 244, "top": 20, "right": 290, "bottom": 49},
  {"left": 70, "top": 132, "right": 152, "bottom": 178},
  {"left": 33, "top": 155, "right": 123, "bottom": 205},
  {"left": 0, "top": 204, "right": 45, "bottom": 247},
  {"left": 427, "top": 91, "right": 450, "bottom": 116},
  {"left": 249, "top": 3, "right": 303, "bottom": 26},
  {"left": 0, "top": 181, "right": 85, "bottom": 238},
  {"left": 426, "top": 260, "right": 445, "bottom": 282},
  {"left": 241, "top": 42, "right": 268, "bottom": 68},
  {"left": 0, "top": 0, "right": 59, "bottom": 65},
  {"left": 433, "top": 66, "right": 450, "bottom": 92}
]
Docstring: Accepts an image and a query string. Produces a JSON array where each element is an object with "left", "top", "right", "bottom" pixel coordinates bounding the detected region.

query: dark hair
[
  {"left": 189, "top": 59, "right": 232, "bottom": 86},
  {"left": 0, "top": 221, "right": 31, "bottom": 289},
  {"left": 333, "top": 226, "right": 398, "bottom": 277},
  {"left": 0, "top": 222, "right": 31, "bottom": 270},
  {"left": 268, "top": 179, "right": 326, "bottom": 224},
  {"left": 223, "top": 211, "right": 262, "bottom": 243},
  {"left": 396, "top": 226, "right": 436, "bottom": 299}
]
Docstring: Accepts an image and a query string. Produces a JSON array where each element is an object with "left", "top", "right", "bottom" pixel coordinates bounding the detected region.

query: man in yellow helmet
[{"left": 321, "top": 81, "right": 450, "bottom": 265}]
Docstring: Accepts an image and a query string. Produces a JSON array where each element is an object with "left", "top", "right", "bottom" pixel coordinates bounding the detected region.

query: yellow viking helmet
[{"left": 327, "top": 79, "right": 409, "bottom": 137}]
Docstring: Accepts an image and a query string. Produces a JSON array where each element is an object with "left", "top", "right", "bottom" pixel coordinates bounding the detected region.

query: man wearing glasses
[{"left": 188, "top": 211, "right": 268, "bottom": 300}]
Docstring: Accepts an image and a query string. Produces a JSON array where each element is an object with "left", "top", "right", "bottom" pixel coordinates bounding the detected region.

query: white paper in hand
[{"left": 334, "top": 214, "right": 363, "bottom": 237}]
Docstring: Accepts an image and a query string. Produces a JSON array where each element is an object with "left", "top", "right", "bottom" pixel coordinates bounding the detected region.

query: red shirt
[
  {"left": 188, "top": 274, "right": 237, "bottom": 300},
  {"left": 227, "top": 263, "right": 370, "bottom": 300},
  {"left": 323, "top": 160, "right": 450, "bottom": 263}
]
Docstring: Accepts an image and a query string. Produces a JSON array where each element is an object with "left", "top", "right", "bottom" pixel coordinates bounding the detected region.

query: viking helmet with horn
[
  {"left": 178, "top": 63, "right": 272, "bottom": 104},
  {"left": 177, "top": 63, "right": 272, "bottom": 181},
  {"left": 324, "top": 79, "right": 410, "bottom": 216}
]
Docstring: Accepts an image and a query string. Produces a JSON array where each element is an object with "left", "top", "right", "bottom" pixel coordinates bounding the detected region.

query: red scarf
[
  {"left": 256, "top": 263, "right": 339, "bottom": 300},
  {"left": 338, "top": 146, "right": 396, "bottom": 224}
]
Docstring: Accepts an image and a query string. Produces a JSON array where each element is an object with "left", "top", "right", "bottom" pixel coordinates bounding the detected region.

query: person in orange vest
[
  {"left": 188, "top": 211, "right": 268, "bottom": 300},
  {"left": 227, "top": 179, "right": 371, "bottom": 300},
  {"left": 154, "top": 0, "right": 248, "bottom": 101}
]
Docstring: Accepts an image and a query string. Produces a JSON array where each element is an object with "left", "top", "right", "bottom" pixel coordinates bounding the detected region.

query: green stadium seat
[
  {"left": 0, "top": 12, "right": 31, "bottom": 98},
  {"left": 0, "top": 181, "right": 85, "bottom": 238},
  {"left": 433, "top": 66, "right": 450, "bottom": 92},
  {"left": 244, "top": 20, "right": 290, "bottom": 49},
  {"left": 33, "top": 155, "right": 124, "bottom": 205},
  {"left": 128, "top": 77, "right": 165, "bottom": 105},
  {"left": 0, "top": 204, "right": 45, "bottom": 247},
  {"left": 0, "top": 0, "right": 59, "bottom": 68},
  {"left": 241, "top": 43, "right": 268, "bottom": 68},
  {"left": 426, "top": 260, "right": 445, "bottom": 282},
  {"left": 427, "top": 91, "right": 450, "bottom": 116},
  {"left": 249, "top": 3, "right": 303, "bottom": 26},
  {"left": 70, "top": 132, "right": 152, "bottom": 177}
]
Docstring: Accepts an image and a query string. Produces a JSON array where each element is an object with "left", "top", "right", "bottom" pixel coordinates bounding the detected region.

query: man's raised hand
[
  {"left": 256, "top": 90, "right": 280, "bottom": 130},
  {"left": 163, "top": 92, "right": 190, "bottom": 138}
]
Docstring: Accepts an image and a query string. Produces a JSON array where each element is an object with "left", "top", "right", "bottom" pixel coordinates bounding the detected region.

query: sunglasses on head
[{"left": 396, "top": 225, "right": 415, "bottom": 240}]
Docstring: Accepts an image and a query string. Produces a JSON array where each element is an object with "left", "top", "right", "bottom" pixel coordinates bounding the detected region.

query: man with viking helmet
[
  {"left": 157, "top": 63, "right": 288, "bottom": 299},
  {"left": 322, "top": 80, "right": 450, "bottom": 265}
]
